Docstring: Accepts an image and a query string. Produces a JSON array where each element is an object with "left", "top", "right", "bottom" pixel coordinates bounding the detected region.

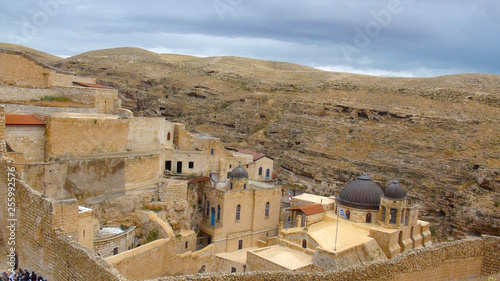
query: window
[
  {"left": 230, "top": 182, "right": 233, "bottom": 190},
  {"left": 302, "top": 239, "right": 307, "bottom": 249},
  {"left": 258, "top": 167, "right": 263, "bottom": 176},
  {"left": 185, "top": 241, "right": 188, "bottom": 249},
  {"left": 238, "top": 240, "right": 243, "bottom": 250},
  {"left": 165, "top": 161, "right": 172, "bottom": 171},
  {"left": 236, "top": 204, "right": 241, "bottom": 221},
  {"left": 265, "top": 202, "right": 270, "bottom": 218},
  {"left": 217, "top": 205, "right": 221, "bottom": 221},
  {"left": 243, "top": 183, "right": 247, "bottom": 189},
  {"left": 83, "top": 230, "right": 85, "bottom": 238},
  {"left": 188, "top": 161, "right": 194, "bottom": 169},
  {"left": 206, "top": 201, "right": 210, "bottom": 216},
  {"left": 266, "top": 169, "right": 270, "bottom": 179},
  {"left": 229, "top": 164, "right": 232, "bottom": 169},
  {"left": 231, "top": 267, "right": 237, "bottom": 273},
  {"left": 210, "top": 148, "right": 214, "bottom": 155},
  {"left": 113, "top": 247, "right": 118, "bottom": 255},
  {"left": 167, "top": 132, "right": 171, "bottom": 141}
]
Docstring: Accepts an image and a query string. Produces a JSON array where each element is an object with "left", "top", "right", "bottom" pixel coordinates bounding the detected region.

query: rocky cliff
[{"left": 32, "top": 46, "right": 500, "bottom": 240}]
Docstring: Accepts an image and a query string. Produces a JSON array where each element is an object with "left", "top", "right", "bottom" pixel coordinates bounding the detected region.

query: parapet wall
[
  {"left": 159, "top": 235, "right": 500, "bottom": 281},
  {"left": 0, "top": 50, "right": 94, "bottom": 88},
  {"left": 0, "top": 85, "right": 119, "bottom": 113}
]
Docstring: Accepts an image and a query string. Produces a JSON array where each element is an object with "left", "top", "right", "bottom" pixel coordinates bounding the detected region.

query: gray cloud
[{"left": 0, "top": 0, "right": 499, "bottom": 77}]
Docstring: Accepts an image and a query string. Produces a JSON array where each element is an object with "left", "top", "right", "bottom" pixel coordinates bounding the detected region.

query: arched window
[
  {"left": 302, "top": 239, "right": 307, "bottom": 249},
  {"left": 210, "top": 148, "right": 214, "bottom": 155},
  {"left": 265, "top": 202, "right": 270, "bottom": 218},
  {"left": 243, "top": 183, "right": 247, "bottom": 189},
  {"left": 217, "top": 205, "right": 221, "bottom": 221},
  {"left": 236, "top": 204, "right": 241, "bottom": 221},
  {"left": 258, "top": 167, "right": 263, "bottom": 176},
  {"left": 206, "top": 201, "right": 210, "bottom": 216},
  {"left": 167, "top": 132, "right": 171, "bottom": 141},
  {"left": 366, "top": 213, "right": 372, "bottom": 223}
]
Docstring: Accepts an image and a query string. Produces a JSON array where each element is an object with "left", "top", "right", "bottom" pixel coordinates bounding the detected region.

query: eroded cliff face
[{"left": 55, "top": 48, "right": 500, "bottom": 241}]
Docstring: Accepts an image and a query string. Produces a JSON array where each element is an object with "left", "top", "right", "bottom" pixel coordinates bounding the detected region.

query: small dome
[
  {"left": 384, "top": 180, "right": 406, "bottom": 200},
  {"left": 229, "top": 165, "right": 248, "bottom": 179},
  {"left": 337, "top": 174, "right": 383, "bottom": 210}
]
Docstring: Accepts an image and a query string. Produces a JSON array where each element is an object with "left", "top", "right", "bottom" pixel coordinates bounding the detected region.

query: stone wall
[
  {"left": 94, "top": 226, "right": 136, "bottom": 258},
  {"left": 45, "top": 115, "right": 129, "bottom": 158},
  {"left": 124, "top": 154, "right": 161, "bottom": 184},
  {"left": 0, "top": 85, "right": 95, "bottom": 105},
  {"left": 0, "top": 157, "right": 126, "bottom": 280},
  {"left": 107, "top": 238, "right": 215, "bottom": 280},
  {"left": 0, "top": 52, "right": 51, "bottom": 87},
  {"left": 3, "top": 103, "right": 98, "bottom": 115},
  {"left": 5, "top": 125, "right": 45, "bottom": 162},
  {"left": 0, "top": 51, "right": 94, "bottom": 88},
  {"left": 48, "top": 72, "right": 96, "bottom": 87},
  {"left": 158, "top": 236, "right": 500, "bottom": 281}
]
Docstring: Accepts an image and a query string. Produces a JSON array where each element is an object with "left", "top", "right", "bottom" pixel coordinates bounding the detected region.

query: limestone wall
[
  {"left": 158, "top": 236, "right": 500, "bottom": 281},
  {"left": 124, "top": 154, "right": 161, "bottom": 184},
  {"left": 0, "top": 158, "right": 125, "bottom": 280},
  {"left": 0, "top": 52, "right": 51, "bottom": 87},
  {"left": 48, "top": 72, "right": 96, "bottom": 87},
  {"left": 3, "top": 103, "right": 97, "bottom": 115},
  {"left": 94, "top": 226, "right": 136, "bottom": 258},
  {"left": 128, "top": 117, "right": 166, "bottom": 151},
  {"left": 107, "top": 238, "right": 215, "bottom": 280},
  {"left": 0, "top": 51, "right": 94, "bottom": 88},
  {"left": 0, "top": 85, "right": 95, "bottom": 104},
  {"left": 5, "top": 125, "right": 45, "bottom": 162},
  {"left": 45, "top": 115, "right": 129, "bottom": 158}
]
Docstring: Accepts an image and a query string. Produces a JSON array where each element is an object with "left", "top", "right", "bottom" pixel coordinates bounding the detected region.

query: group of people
[{"left": 1, "top": 269, "right": 46, "bottom": 281}]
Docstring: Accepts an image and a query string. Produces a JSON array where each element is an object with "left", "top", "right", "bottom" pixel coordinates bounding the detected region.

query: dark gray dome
[
  {"left": 337, "top": 174, "right": 383, "bottom": 210},
  {"left": 229, "top": 165, "right": 248, "bottom": 179},
  {"left": 384, "top": 180, "right": 406, "bottom": 200}
]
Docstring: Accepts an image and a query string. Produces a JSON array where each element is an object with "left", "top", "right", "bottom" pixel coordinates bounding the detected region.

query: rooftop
[
  {"left": 215, "top": 247, "right": 258, "bottom": 264},
  {"left": 5, "top": 114, "right": 45, "bottom": 125},
  {"left": 292, "top": 193, "right": 335, "bottom": 205},
  {"left": 73, "top": 82, "right": 113, "bottom": 89},
  {"left": 237, "top": 148, "right": 266, "bottom": 161},
  {"left": 288, "top": 204, "right": 325, "bottom": 216},
  {"left": 249, "top": 245, "right": 313, "bottom": 270}
]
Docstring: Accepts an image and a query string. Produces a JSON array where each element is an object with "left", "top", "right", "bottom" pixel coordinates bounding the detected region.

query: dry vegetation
[{"left": 9, "top": 45, "right": 500, "bottom": 241}]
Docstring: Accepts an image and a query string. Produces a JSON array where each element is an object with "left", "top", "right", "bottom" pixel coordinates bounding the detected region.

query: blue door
[
  {"left": 211, "top": 207, "right": 215, "bottom": 226},
  {"left": 266, "top": 169, "right": 270, "bottom": 179}
]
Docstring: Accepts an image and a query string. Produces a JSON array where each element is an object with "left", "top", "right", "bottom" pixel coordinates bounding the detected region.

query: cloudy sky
[{"left": 0, "top": 0, "right": 499, "bottom": 77}]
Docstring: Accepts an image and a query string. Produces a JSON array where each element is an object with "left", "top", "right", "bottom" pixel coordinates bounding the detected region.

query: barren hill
[{"left": 10, "top": 45, "right": 500, "bottom": 240}]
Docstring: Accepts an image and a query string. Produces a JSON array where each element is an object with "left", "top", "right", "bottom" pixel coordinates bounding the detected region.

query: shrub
[
  {"left": 40, "top": 95, "right": 69, "bottom": 102},
  {"left": 146, "top": 229, "right": 159, "bottom": 243}
]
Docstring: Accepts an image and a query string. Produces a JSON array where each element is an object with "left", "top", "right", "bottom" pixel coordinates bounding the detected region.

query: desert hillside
[{"left": 8, "top": 45, "right": 500, "bottom": 240}]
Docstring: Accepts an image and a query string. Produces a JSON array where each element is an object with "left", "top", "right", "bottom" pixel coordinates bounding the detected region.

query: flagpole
[
  {"left": 334, "top": 203, "right": 339, "bottom": 251},
  {"left": 285, "top": 189, "right": 290, "bottom": 230}
]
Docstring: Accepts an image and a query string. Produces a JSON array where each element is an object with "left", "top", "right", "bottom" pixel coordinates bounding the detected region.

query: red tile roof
[
  {"left": 237, "top": 149, "right": 266, "bottom": 161},
  {"left": 188, "top": 176, "right": 211, "bottom": 184},
  {"left": 5, "top": 115, "right": 45, "bottom": 125},
  {"left": 288, "top": 204, "right": 325, "bottom": 216},
  {"left": 73, "top": 82, "right": 113, "bottom": 89}
]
